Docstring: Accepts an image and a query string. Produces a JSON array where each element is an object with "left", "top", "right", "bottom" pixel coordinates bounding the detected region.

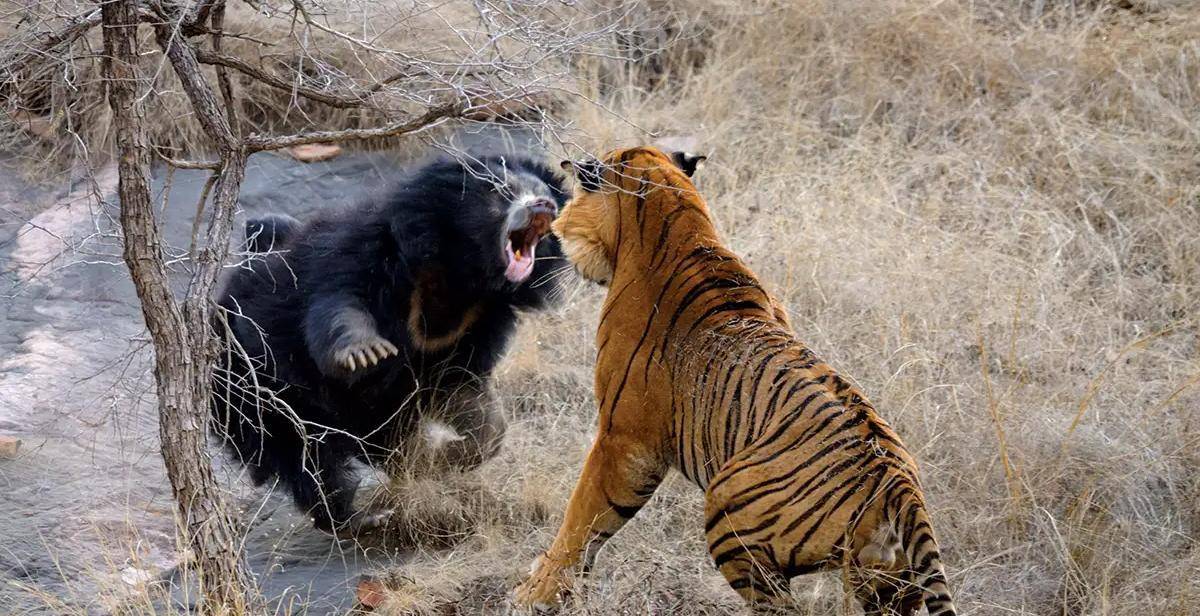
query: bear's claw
[
  {"left": 347, "top": 508, "right": 394, "bottom": 534},
  {"left": 336, "top": 337, "right": 399, "bottom": 372}
]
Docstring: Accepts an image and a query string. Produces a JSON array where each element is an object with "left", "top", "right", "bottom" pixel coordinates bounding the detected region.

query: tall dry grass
[{"left": 369, "top": 1, "right": 1200, "bottom": 614}]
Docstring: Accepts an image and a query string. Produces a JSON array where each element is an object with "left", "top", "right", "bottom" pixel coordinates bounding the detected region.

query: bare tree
[
  {"left": 100, "top": 1, "right": 260, "bottom": 611},
  {"left": 4, "top": 0, "right": 650, "bottom": 611}
]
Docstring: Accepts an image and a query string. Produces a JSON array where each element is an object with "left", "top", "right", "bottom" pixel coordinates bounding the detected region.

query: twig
[
  {"left": 0, "top": 9, "right": 102, "bottom": 90},
  {"left": 211, "top": 1, "right": 238, "bottom": 136},
  {"left": 243, "top": 102, "right": 466, "bottom": 152},
  {"left": 189, "top": 173, "right": 220, "bottom": 261},
  {"left": 156, "top": 150, "right": 221, "bottom": 170},
  {"left": 976, "top": 325, "right": 1023, "bottom": 517},
  {"left": 192, "top": 48, "right": 488, "bottom": 110},
  {"left": 193, "top": 48, "right": 374, "bottom": 109}
]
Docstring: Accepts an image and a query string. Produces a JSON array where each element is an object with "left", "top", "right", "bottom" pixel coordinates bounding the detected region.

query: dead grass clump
[{"left": 379, "top": 472, "right": 552, "bottom": 552}]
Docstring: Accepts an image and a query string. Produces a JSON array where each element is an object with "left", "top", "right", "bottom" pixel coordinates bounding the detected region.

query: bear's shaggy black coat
[{"left": 212, "top": 155, "right": 567, "bottom": 531}]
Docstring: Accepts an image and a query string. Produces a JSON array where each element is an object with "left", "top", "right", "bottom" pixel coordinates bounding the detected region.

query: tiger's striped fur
[{"left": 513, "top": 147, "right": 956, "bottom": 615}]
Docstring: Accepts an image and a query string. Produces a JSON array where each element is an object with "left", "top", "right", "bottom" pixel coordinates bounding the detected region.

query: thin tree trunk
[{"left": 100, "top": 1, "right": 259, "bottom": 612}]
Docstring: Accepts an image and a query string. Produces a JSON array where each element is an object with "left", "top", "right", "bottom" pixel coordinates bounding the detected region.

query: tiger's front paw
[
  {"left": 334, "top": 336, "right": 399, "bottom": 372},
  {"left": 513, "top": 554, "right": 574, "bottom": 612}
]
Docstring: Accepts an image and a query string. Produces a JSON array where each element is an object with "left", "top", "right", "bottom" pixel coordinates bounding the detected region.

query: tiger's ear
[
  {"left": 671, "top": 151, "right": 707, "bottom": 177},
  {"left": 560, "top": 158, "right": 604, "bottom": 192}
]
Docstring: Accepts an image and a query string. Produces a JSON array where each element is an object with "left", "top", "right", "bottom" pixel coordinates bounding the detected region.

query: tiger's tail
[{"left": 894, "top": 492, "right": 957, "bottom": 616}]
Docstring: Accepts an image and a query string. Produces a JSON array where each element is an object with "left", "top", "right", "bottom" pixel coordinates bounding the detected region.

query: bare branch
[
  {"left": 151, "top": 10, "right": 249, "bottom": 345},
  {"left": 243, "top": 102, "right": 466, "bottom": 152},
  {"left": 153, "top": 20, "right": 239, "bottom": 152},
  {"left": 101, "top": 1, "right": 260, "bottom": 611},
  {"left": 156, "top": 150, "right": 222, "bottom": 169},
  {"left": 0, "top": 9, "right": 101, "bottom": 94},
  {"left": 192, "top": 47, "right": 496, "bottom": 111},
  {"left": 210, "top": 2, "right": 238, "bottom": 136},
  {"left": 183, "top": 0, "right": 220, "bottom": 36},
  {"left": 193, "top": 48, "right": 373, "bottom": 109}
]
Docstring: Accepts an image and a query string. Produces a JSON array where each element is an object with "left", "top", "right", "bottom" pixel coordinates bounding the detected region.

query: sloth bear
[{"left": 211, "top": 155, "right": 567, "bottom": 533}]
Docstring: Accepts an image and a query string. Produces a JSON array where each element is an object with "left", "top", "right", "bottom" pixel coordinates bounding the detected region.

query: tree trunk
[{"left": 100, "top": 1, "right": 259, "bottom": 612}]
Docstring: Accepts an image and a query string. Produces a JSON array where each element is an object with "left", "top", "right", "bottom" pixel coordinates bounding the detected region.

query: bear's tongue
[{"left": 504, "top": 236, "right": 537, "bottom": 282}]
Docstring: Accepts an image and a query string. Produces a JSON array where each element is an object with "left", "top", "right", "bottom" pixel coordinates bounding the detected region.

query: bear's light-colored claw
[
  {"left": 373, "top": 341, "right": 398, "bottom": 359},
  {"left": 348, "top": 508, "right": 394, "bottom": 533},
  {"left": 337, "top": 336, "right": 398, "bottom": 372}
]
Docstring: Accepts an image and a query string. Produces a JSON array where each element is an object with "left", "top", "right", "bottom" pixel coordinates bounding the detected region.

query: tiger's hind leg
[
  {"left": 705, "top": 491, "right": 793, "bottom": 608},
  {"left": 849, "top": 522, "right": 921, "bottom": 615},
  {"left": 850, "top": 570, "right": 922, "bottom": 616},
  {"left": 709, "top": 543, "right": 793, "bottom": 609}
]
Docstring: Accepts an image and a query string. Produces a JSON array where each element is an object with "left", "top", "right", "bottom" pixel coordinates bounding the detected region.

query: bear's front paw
[
  {"left": 334, "top": 336, "right": 399, "bottom": 372},
  {"left": 513, "top": 554, "right": 574, "bottom": 612}
]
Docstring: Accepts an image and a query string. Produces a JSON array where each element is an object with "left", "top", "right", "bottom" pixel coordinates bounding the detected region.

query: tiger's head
[{"left": 553, "top": 146, "right": 707, "bottom": 285}]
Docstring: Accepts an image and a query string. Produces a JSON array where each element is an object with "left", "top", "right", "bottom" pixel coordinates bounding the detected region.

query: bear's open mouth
[{"left": 504, "top": 199, "right": 556, "bottom": 283}]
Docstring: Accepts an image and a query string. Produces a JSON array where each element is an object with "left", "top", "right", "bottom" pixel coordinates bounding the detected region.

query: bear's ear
[
  {"left": 670, "top": 151, "right": 707, "bottom": 177},
  {"left": 560, "top": 158, "right": 604, "bottom": 192}
]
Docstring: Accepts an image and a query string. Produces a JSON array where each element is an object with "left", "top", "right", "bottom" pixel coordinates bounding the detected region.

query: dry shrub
[
  {"left": 379, "top": 1, "right": 1200, "bottom": 614},
  {"left": 0, "top": 0, "right": 628, "bottom": 167},
  {"left": 379, "top": 472, "right": 553, "bottom": 552}
]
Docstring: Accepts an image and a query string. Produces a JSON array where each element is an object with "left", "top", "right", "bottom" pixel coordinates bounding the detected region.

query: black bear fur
[{"left": 211, "top": 154, "right": 567, "bottom": 532}]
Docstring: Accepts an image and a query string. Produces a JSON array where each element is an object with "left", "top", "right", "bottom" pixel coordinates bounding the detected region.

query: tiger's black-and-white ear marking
[
  {"left": 561, "top": 158, "right": 605, "bottom": 192},
  {"left": 671, "top": 151, "right": 707, "bottom": 177}
]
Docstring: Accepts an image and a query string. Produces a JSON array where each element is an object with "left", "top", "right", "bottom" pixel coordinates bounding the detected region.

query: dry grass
[{"left": 370, "top": 1, "right": 1200, "bottom": 614}]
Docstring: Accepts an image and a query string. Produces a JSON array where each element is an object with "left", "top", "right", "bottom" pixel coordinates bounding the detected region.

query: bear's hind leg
[
  {"left": 283, "top": 441, "right": 389, "bottom": 534},
  {"left": 426, "top": 378, "right": 506, "bottom": 472},
  {"left": 383, "top": 379, "right": 506, "bottom": 478}
]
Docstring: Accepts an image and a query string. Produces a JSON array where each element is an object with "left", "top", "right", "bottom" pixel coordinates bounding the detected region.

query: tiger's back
[{"left": 609, "top": 232, "right": 953, "bottom": 613}]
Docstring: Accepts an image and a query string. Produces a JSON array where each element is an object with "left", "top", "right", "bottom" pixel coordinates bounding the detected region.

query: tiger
[{"left": 513, "top": 146, "right": 957, "bottom": 615}]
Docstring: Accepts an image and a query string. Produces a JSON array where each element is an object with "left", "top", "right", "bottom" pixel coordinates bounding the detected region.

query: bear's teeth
[{"left": 514, "top": 248, "right": 523, "bottom": 260}]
